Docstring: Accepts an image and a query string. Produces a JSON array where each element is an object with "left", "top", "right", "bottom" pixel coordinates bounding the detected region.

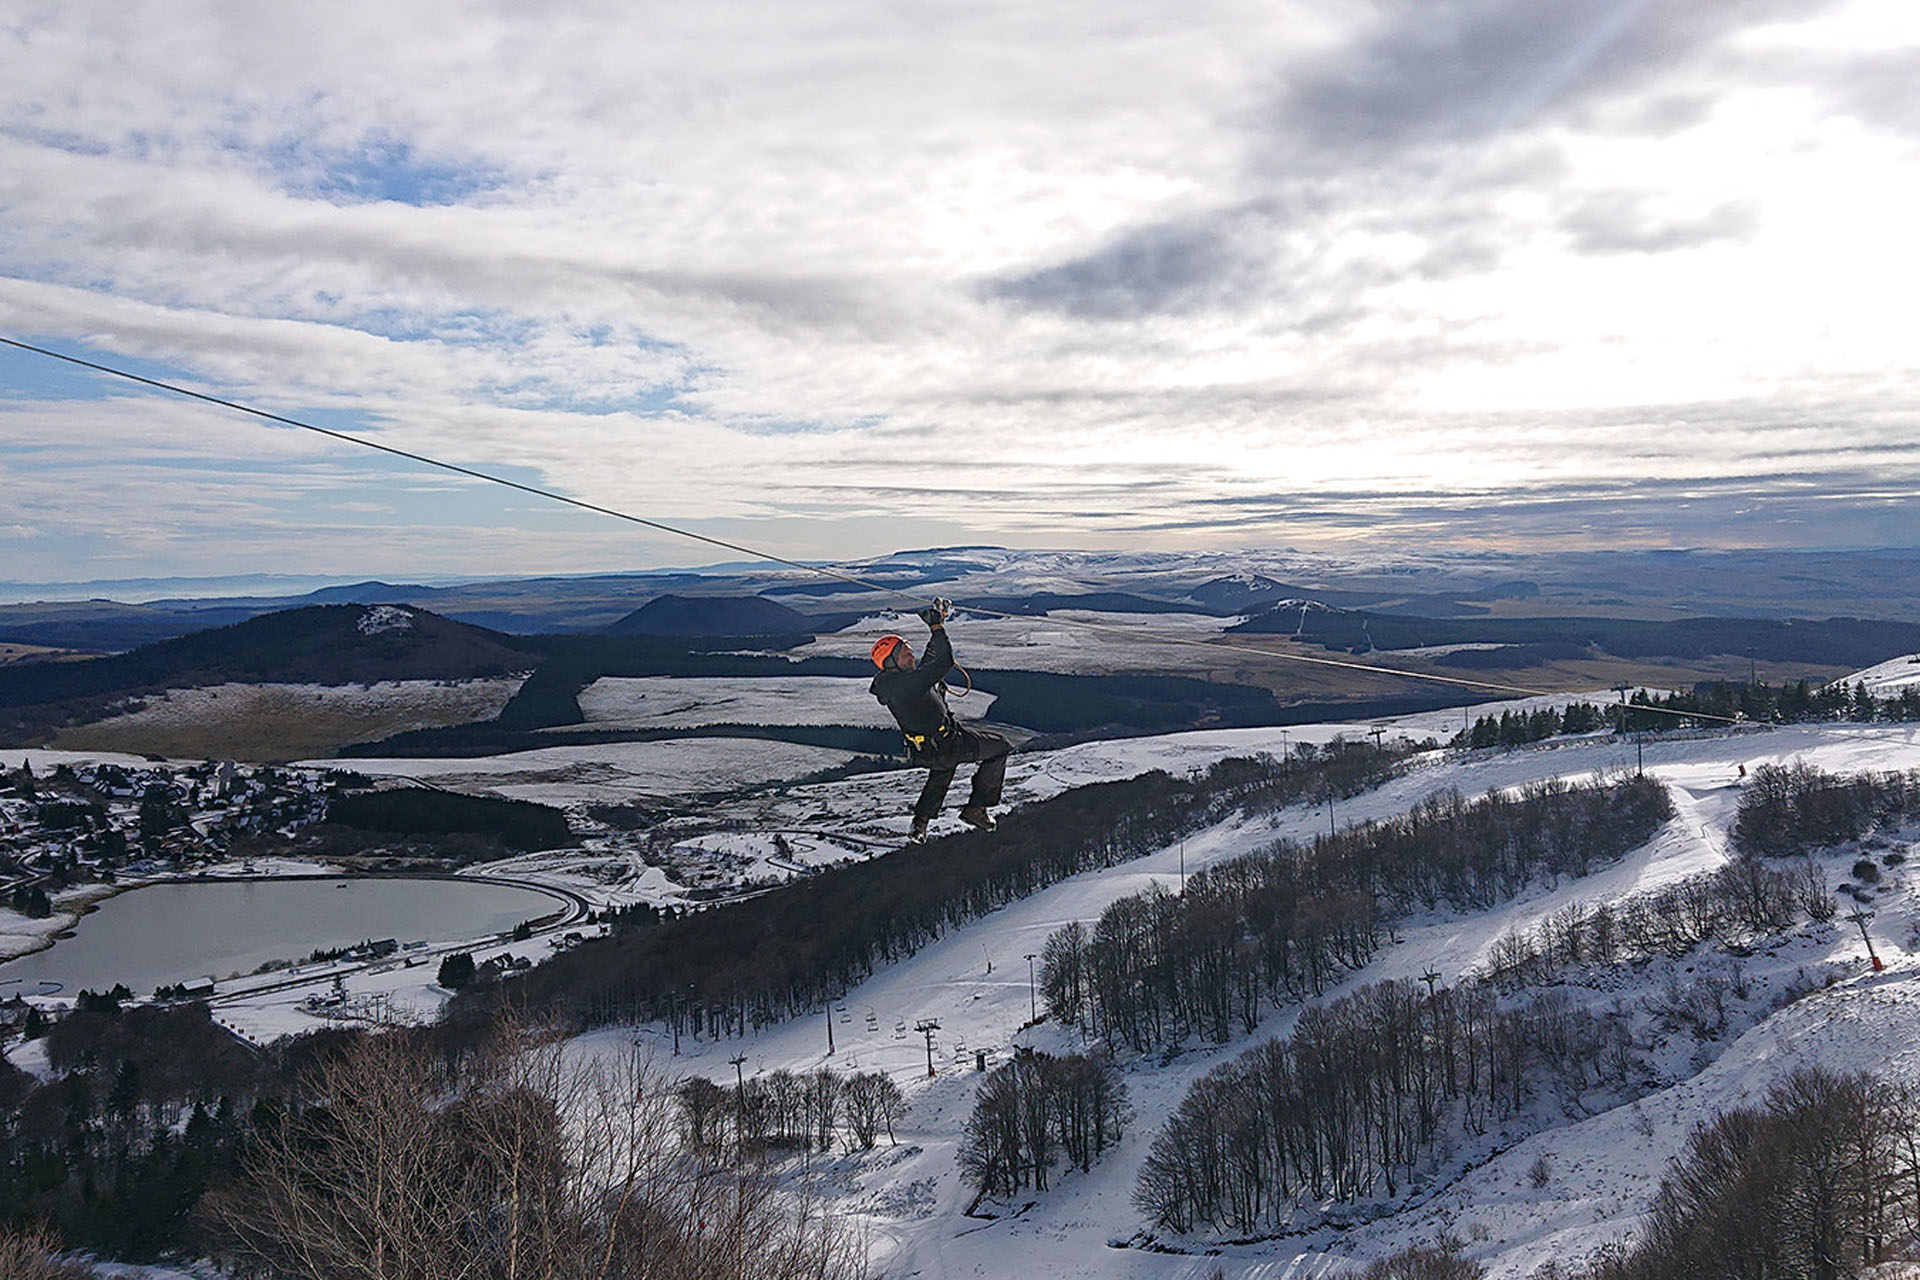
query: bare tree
[
  {"left": 1354, "top": 1237, "right": 1483, "bottom": 1280},
  {"left": 0, "top": 1226, "right": 95, "bottom": 1280},
  {"left": 207, "top": 1023, "right": 866, "bottom": 1280},
  {"left": 841, "top": 1072, "right": 901, "bottom": 1151}
]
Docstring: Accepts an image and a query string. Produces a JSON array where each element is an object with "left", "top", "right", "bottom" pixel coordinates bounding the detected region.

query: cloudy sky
[{"left": 2, "top": 0, "right": 1917, "bottom": 585}]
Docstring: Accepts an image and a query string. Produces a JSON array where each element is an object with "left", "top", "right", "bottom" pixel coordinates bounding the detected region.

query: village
[{"left": 0, "top": 756, "right": 338, "bottom": 915}]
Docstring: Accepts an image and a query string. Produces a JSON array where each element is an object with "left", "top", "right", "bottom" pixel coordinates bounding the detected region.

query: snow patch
[
  {"left": 357, "top": 604, "right": 415, "bottom": 635},
  {"left": 1843, "top": 652, "right": 1920, "bottom": 696}
]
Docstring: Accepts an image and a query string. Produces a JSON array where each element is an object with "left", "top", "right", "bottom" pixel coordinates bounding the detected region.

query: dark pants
[{"left": 912, "top": 725, "right": 1012, "bottom": 822}]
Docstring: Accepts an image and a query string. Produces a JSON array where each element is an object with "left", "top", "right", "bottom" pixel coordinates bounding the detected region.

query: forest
[
  {"left": 1040, "top": 775, "right": 1673, "bottom": 1054},
  {"left": 475, "top": 739, "right": 1408, "bottom": 1036},
  {"left": 1563, "top": 1067, "right": 1920, "bottom": 1280},
  {"left": 1128, "top": 766, "right": 1878, "bottom": 1239},
  {"left": 325, "top": 787, "right": 574, "bottom": 851},
  {"left": 957, "top": 1048, "right": 1130, "bottom": 1203},
  {"left": 0, "top": 1001, "right": 874, "bottom": 1276},
  {"left": 1133, "top": 975, "right": 1638, "bottom": 1233}
]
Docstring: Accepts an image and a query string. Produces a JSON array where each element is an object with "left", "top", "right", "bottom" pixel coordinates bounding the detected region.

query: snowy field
[
  {"left": 572, "top": 674, "right": 995, "bottom": 729},
  {"left": 1849, "top": 653, "right": 1920, "bottom": 696},
  {"left": 792, "top": 609, "right": 1246, "bottom": 675},
  {"left": 50, "top": 677, "right": 527, "bottom": 759},
  {"left": 308, "top": 737, "right": 860, "bottom": 805}
]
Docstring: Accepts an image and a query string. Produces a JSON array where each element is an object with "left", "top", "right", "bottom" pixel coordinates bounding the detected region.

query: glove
[{"left": 917, "top": 606, "right": 946, "bottom": 628}]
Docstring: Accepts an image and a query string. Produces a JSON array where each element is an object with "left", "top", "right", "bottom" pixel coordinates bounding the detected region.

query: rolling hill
[{"left": 0, "top": 604, "right": 540, "bottom": 741}]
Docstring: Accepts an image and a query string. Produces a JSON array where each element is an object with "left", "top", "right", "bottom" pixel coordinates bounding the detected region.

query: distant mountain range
[{"left": 10, "top": 545, "right": 1920, "bottom": 657}]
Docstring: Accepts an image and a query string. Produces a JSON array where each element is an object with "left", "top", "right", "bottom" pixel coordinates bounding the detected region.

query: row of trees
[
  {"left": 1312, "top": 772, "right": 1673, "bottom": 910},
  {"left": 325, "top": 787, "right": 574, "bottom": 852},
  {"left": 1732, "top": 762, "right": 1920, "bottom": 856},
  {"left": 1455, "top": 679, "right": 1920, "bottom": 754},
  {"left": 483, "top": 742, "right": 1406, "bottom": 1038},
  {"left": 1133, "top": 977, "right": 1634, "bottom": 1233},
  {"left": 1570, "top": 1067, "right": 1920, "bottom": 1280},
  {"left": 1039, "top": 775, "right": 1673, "bottom": 1054},
  {"left": 957, "top": 1048, "right": 1130, "bottom": 1201},
  {"left": 1481, "top": 855, "right": 1833, "bottom": 993},
  {"left": 1626, "top": 677, "right": 1920, "bottom": 729},
  {"left": 676, "top": 1065, "right": 906, "bottom": 1156},
  {"left": 1455, "top": 702, "right": 1607, "bottom": 749}
]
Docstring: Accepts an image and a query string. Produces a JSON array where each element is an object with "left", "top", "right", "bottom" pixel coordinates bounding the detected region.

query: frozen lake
[{"left": 0, "top": 876, "right": 567, "bottom": 996}]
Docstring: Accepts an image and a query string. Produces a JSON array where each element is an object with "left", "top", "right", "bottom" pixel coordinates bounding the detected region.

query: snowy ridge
[{"left": 1841, "top": 652, "right": 1920, "bottom": 697}]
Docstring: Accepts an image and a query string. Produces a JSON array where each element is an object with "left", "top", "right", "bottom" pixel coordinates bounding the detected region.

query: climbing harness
[{"left": 902, "top": 721, "right": 955, "bottom": 755}]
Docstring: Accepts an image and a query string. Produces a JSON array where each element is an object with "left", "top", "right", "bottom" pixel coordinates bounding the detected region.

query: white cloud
[{"left": 2, "top": 0, "right": 1917, "bottom": 580}]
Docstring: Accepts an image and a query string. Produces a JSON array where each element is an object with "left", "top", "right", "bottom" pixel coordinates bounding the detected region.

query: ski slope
[{"left": 593, "top": 713, "right": 1920, "bottom": 1279}]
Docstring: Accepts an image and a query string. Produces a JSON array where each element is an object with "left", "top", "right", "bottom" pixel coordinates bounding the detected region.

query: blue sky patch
[
  {"left": 267, "top": 133, "right": 511, "bottom": 207},
  {"left": 0, "top": 338, "right": 224, "bottom": 404}
]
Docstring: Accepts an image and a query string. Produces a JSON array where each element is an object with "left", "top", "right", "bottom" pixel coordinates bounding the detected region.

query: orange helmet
[{"left": 871, "top": 634, "right": 907, "bottom": 667}]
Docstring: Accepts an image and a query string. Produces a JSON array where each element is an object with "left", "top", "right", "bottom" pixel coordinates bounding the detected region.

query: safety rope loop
[{"left": 944, "top": 661, "right": 974, "bottom": 699}]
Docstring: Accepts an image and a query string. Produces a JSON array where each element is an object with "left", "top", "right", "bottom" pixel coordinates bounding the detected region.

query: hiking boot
[
  {"left": 959, "top": 805, "right": 997, "bottom": 831},
  {"left": 909, "top": 817, "right": 930, "bottom": 844}
]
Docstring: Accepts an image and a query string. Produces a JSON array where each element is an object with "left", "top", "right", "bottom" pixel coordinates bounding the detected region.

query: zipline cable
[
  {"left": 0, "top": 336, "right": 898, "bottom": 599},
  {"left": 4, "top": 333, "right": 1914, "bottom": 743}
]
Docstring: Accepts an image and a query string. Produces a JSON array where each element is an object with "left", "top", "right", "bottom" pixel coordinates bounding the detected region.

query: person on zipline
[{"left": 869, "top": 601, "right": 1011, "bottom": 843}]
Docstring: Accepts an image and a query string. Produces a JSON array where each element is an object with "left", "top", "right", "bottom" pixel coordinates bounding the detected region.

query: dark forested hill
[
  {"left": 0, "top": 605, "right": 540, "bottom": 727},
  {"left": 605, "top": 593, "right": 816, "bottom": 638}
]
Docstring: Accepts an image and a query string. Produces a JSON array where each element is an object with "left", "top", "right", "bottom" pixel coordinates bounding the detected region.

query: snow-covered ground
[
  {"left": 573, "top": 675, "right": 996, "bottom": 729},
  {"left": 1846, "top": 653, "right": 1920, "bottom": 696},
  {"left": 575, "top": 715, "right": 1920, "bottom": 1280},
  {"left": 306, "top": 737, "right": 861, "bottom": 805},
  {"left": 70, "top": 678, "right": 527, "bottom": 731},
  {"left": 15, "top": 657, "right": 1920, "bottom": 1277},
  {"left": 0, "top": 747, "right": 162, "bottom": 770},
  {"left": 793, "top": 609, "right": 1246, "bottom": 675}
]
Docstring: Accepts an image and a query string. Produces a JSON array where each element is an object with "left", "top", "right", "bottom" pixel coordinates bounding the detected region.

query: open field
[
  {"left": 51, "top": 677, "right": 526, "bottom": 762},
  {"left": 795, "top": 610, "right": 1245, "bottom": 675},
  {"left": 0, "top": 642, "right": 81, "bottom": 667},
  {"left": 570, "top": 675, "right": 996, "bottom": 730},
  {"left": 1183, "top": 635, "right": 1853, "bottom": 707}
]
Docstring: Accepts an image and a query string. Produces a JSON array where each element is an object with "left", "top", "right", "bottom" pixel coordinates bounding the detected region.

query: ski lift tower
[{"left": 914, "top": 1019, "right": 941, "bottom": 1077}]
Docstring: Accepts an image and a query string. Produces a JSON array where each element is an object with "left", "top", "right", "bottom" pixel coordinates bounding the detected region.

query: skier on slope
[{"left": 869, "top": 600, "right": 1011, "bottom": 843}]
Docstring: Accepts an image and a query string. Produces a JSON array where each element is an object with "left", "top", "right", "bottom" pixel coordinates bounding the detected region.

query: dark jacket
[{"left": 870, "top": 627, "right": 955, "bottom": 739}]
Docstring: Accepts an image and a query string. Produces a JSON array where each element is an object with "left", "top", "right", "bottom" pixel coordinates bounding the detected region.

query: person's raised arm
[{"left": 913, "top": 607, "right": 954, "bottom": 685}]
